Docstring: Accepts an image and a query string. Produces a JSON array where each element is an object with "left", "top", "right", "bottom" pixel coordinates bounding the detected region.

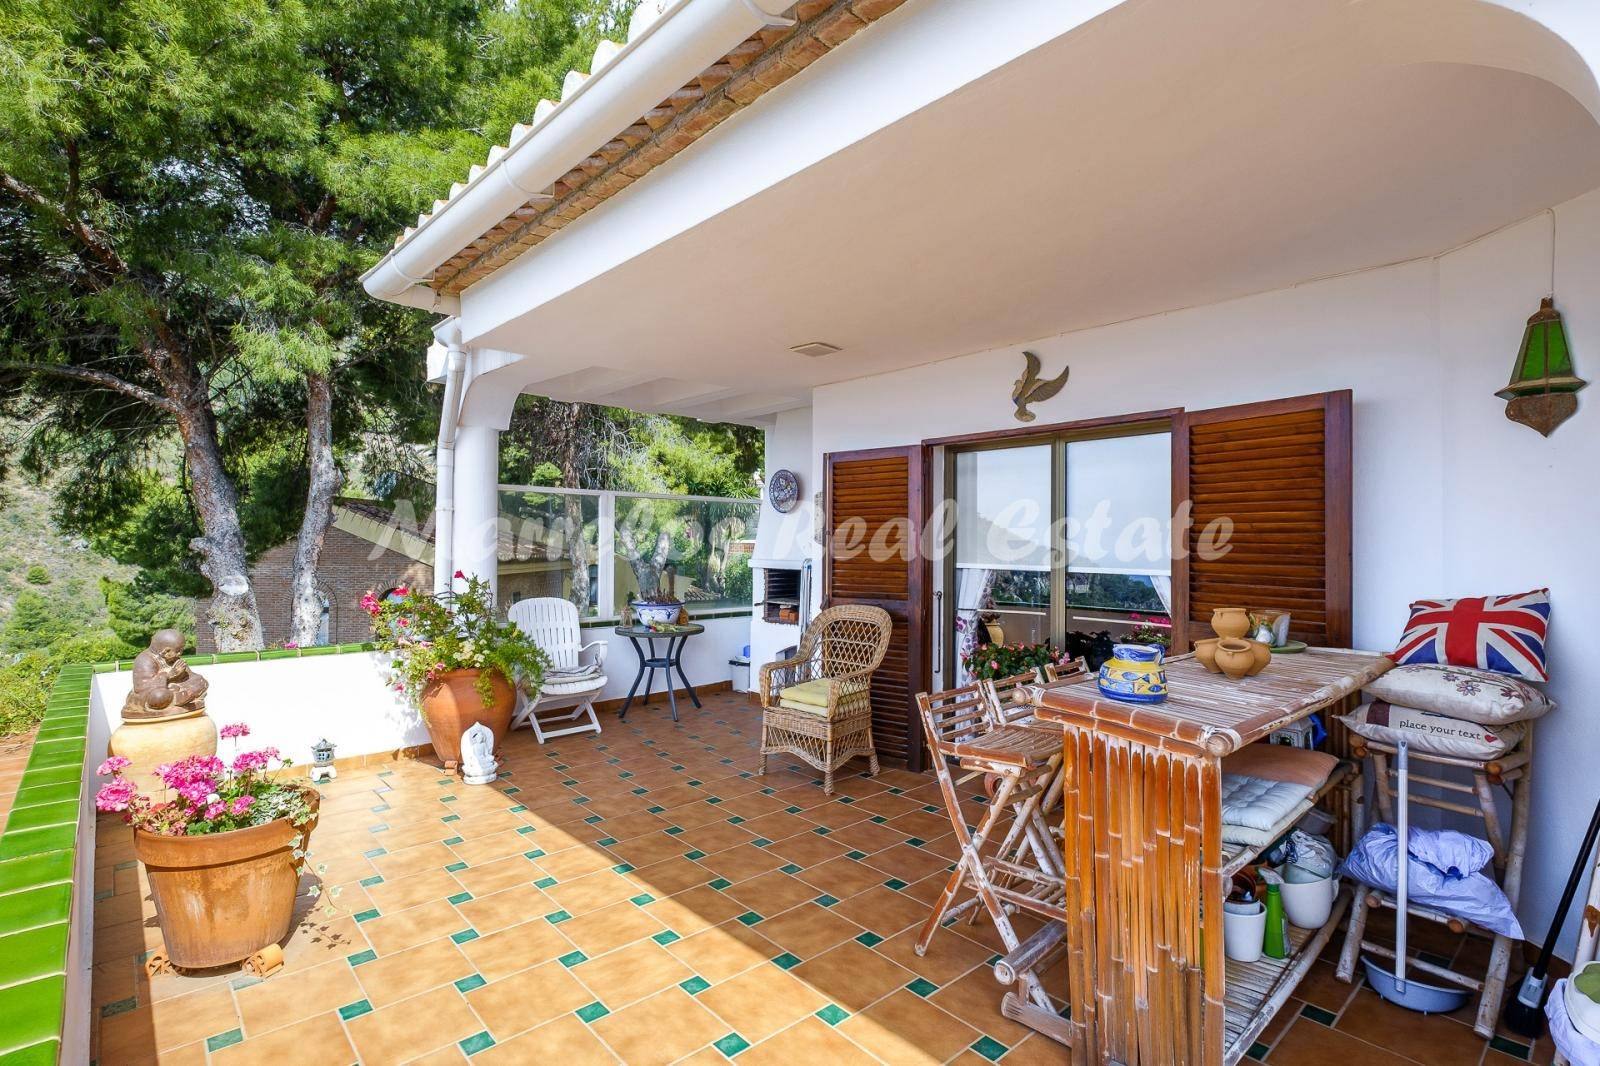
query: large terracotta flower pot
[
  {"left": 134, "top": 788, "right": 319, "bottom": 970},
  {"left": 420, "top": 668, "right": 514, "bottom": 771}
]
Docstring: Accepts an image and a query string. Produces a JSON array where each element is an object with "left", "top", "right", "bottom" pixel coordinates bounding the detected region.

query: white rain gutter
[
  {"left": 361, "top": 0, "right": 796, "bottom": 314},
  {"left": 434, "top": 333, "right": 468, "bottom": 593}
]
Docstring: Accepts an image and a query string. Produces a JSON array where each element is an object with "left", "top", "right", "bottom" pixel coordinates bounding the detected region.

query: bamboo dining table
[{"left": 1021, "top": 647, "right": 1392, "bottom": 1066}]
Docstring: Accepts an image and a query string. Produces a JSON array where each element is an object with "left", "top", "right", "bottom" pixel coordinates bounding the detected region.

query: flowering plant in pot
[
  {"left": 1125, "top": 613, "right": 1173, "bottom": 650},
  {"left": 95, "top": 724, "right": 325, "bottom": 974},
  {"left": 365, "top": 574, "right": 550, "bottom": 770},
  {"left": 961, "top": 640, "right": 1078, "bottom": 682}
]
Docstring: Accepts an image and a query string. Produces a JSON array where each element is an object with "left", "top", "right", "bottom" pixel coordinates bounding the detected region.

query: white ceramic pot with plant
[{"left": 631, "top": 592, "right": 684, "bottom": 626}]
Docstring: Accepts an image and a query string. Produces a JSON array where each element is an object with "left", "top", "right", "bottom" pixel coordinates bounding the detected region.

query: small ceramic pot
[
  {"left": 1193, "top": 638, "right": 1222, "bottom": 674},
  {"left": 1211, "top": 607, "right": 1251, "bottom": 640},
  {"left": 1223, "top": 899, "right": 1266, "bottom": 963},
  {"left": 1097, "top": 643, "right": 1168, "bottom": 703},
  {"left": 1214, "top": 639, "right": 1255, "bottom": 680},
  {"left": 1247, "top": 640, "right": 1271, "bottom": 676}
]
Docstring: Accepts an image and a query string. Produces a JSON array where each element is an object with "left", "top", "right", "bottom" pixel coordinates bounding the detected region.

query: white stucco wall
[
  {"left": 749, "top": 407, "right": 816, "bottom": 689},
  {"left": 86, "top": 616, "right": 753, "bottom": 768},
  {"left": 811, "top": 195, "right": 1600, "bottom": 954}
]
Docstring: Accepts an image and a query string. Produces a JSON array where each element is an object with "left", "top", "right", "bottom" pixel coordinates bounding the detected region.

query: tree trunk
[
  {"left": 289, "top": 372, "right": 341, "bottom": 646},
  {"left": 176, "top": 404, "right": 265, "bottom": 651}
]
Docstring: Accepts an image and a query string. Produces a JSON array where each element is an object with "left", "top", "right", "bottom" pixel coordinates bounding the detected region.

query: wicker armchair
[{"left": 758, "top": 604, "right": 893, "bottom": 794}]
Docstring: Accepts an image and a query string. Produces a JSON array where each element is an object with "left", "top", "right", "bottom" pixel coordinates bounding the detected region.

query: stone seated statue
[{"left": 121, "top": 629, "right": 209, "bottom": 721}]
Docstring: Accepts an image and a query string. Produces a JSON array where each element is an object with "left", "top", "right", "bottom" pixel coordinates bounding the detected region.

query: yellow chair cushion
[{"left": 778, "top": 679, "right": 831, "bottom": 708}]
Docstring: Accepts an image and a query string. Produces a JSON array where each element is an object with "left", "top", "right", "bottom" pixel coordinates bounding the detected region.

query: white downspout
[{"left": 435, "top": 334, "right": 468, "bottom": 594}]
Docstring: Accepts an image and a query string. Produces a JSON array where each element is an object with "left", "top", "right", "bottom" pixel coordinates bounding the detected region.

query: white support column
[{"left": 452, "top": 423, "right": 502, "bottom": 600}]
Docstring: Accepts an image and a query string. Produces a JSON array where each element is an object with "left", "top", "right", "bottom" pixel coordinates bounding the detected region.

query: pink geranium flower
[
  {"left": 219, "top": 722, "right": 250, "bottom": 740},
  {"left": 229, "top": 795, "right": 253, "bottom": 816},
  {"left": 97, "top": 755, "right": 131, "bottom": 777},
  {"left": 95, "top": 778, "right": 136, "bottom": 812}
]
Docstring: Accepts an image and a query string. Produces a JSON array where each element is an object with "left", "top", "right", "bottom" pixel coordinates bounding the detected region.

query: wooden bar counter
[{"left": 1026, "top": 648, "right": 1392, "bottom": 1066}]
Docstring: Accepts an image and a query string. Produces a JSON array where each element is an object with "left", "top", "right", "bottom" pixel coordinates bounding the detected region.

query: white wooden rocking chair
[{"left": 508, "top": 597, "right": 607, "bottom": 744}]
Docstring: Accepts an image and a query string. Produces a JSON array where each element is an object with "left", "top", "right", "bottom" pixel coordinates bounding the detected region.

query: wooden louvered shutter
[
  {"left": 1172, "top": 391, "right": 1351, "bottom": 651},
  {"left": 823, "top": 446, "right": 930, "bottom": 771}
]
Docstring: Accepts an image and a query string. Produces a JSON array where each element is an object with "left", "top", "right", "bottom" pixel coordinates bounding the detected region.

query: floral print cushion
[{"left": 1365, "top": 663, "right": 1553, "bottom": 726}]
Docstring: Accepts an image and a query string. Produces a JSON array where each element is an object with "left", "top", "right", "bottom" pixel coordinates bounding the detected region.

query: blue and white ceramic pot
[{"left": 1097, "top": 643, "right": 1168, "bottom": 703}]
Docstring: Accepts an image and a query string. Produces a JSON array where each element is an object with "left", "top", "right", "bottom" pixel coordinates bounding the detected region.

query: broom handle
[
  {"left": 1395, "top": 739, "right": 1410, "bottom": 993},
  {"left": 1532, "top": 792, "right": 1600, "bottom": 979}
]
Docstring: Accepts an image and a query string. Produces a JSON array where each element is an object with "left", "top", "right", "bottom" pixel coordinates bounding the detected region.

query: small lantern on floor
[
  {"left": 1497, "top": 297, "right": 1587, "bottom": 436},
  {"left": 310, "top": 737, "right": 336, "bottom": 783}
]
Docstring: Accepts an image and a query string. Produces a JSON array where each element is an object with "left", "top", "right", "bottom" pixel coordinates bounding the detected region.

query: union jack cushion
[{"left": 1388, "top": 589, "right": 1550, "bottom": 682}]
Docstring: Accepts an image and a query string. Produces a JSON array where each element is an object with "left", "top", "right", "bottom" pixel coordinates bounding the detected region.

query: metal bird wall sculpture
[{"left": 1011, "top": 351, "right": 1070, "bottom": 422}]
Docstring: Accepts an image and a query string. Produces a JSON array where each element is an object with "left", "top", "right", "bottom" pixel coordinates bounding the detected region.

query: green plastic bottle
[{"left": 1261, "top": 872, "right": 1289, "bottom": 960}]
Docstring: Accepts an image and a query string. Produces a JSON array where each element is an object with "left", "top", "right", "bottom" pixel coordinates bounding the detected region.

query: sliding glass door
[{"left": 946, "top": 426, "right": 1172, "bottom": 680}]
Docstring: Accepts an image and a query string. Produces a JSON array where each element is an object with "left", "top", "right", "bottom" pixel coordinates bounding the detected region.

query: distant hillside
[{"left": 0, "top": 473, "right": 136, "bottom": 625}]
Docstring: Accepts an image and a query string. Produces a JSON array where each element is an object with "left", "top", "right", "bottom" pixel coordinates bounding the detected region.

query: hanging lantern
[{"left": 1496, "top": 297, "right": 1587, "bottom": 436}]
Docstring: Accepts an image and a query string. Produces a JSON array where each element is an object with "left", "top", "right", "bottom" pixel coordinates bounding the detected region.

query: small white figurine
[{"left": 459, "top": 722, "right": 499, "bottom": 785}]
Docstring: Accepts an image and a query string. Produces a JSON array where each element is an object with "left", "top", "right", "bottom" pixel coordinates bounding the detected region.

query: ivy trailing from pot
[{"left": 365, "top": 574, "right": 552, "bottom": 772}]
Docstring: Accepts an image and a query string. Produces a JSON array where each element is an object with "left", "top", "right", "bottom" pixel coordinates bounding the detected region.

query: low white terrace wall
[{"left": 88, "top": 613, "right": 752, "bottom": 767}]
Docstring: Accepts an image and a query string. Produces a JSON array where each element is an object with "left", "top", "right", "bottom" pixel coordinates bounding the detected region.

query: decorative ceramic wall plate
[{"left": 767, "top": 468, "right": 800, "bottom": 513}]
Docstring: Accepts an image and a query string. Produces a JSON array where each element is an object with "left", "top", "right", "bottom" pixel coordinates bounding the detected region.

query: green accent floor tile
[
  {"left": 359, "top": 875, "right": 384, "bottom": 887},
  {"left": 906, "top": 837, "right": 926, "bottom": 848},
  {"left": 451, "top": 928, "right": 480, "bottom": 945},
  {"left": 708, "top": 878, "right": 732, "bottom": 891},
  {"left": 347, "top": 949, "right": 377, "bottom": 966},
  {"left": 665, "top": 826, "right": 684, "bottom": 835},
  {"left": 680, "top": 975, "right": 711, "bottom": 995},
  {"left": 785, "top": 805, "right": 804, "bottom": 814},
  {"left": 816, "top": 1004, "right": 849, "bottom": 1025},
  {"left": 613, "top": 863, "right": 635, "bottom": 874},
  {"left": 454, "top": 973, "right": 486, "bottom": 994},
  {"left": 779, "top": 863, "right": 802, "bottom": 875},
  {"left": 970, "top": 1036, "right": 1008, "bottom": 1061},
  {"left": 684, "top": 850, "right": 706, "bottom": 860},
  {"left": 459, "top": 1030, "right": 495, "bottom": 1055},
  {"left": 714, "top": 1033, "right": 751, "bottom": 1057},
  {"left": 907, "top": 977, "right": 938, "bottom": 997},
  {"left": 534, "top": 876, "right": 557, "bottom": 889},
  {"left": 447, "top": 891, "right": 473, "bottom": 905},
  {"left": 559, "top": 950, "right": 587, "bottom": 967},
  {"left": 99, "top": 996, "right": 137, "bottom": 1018},
  {"left": 363, "top": 847, "right": 387, "bottom": 858},
  {"left": 884, "top": 878, "right": 908, "bottom": 891},
  {"left": 630, "top": 893, "right": 654, "bottom": 905},
  {"left": 750, "top": 838, "right": 772, "bottom": 848},
  {"left": 446, "top": 861, "right": 468, "bottom": 872},
  {"left": 516, "top": 825, "right": 537, "bottom": 835},
  {"left": 525, "top": 850, "right": 547, "bottom": 861},
  {"left": 338, "top": 999, "right": 373, "bottom": 1020},
  {"left": 814, "top": 894, "right": 840, "bottom": 908},
  {"left": 812, "top": 827, "right": 831, "bottom": 836},
  {"left": 576, "top": 1001, "right": 610, "bottom": 1022},
  {"left": 771, "top": 952, "right": 802, "bottom": 970},
  {"left": 1246, "top": 1042, "right": 1270, "bottom": 1061},
  {"left": 1488, "top": 1036, "right": 1531, "bottom": 1060},
  {"left": 546, "top": 909, "right": 572, "bottom": 924},
  {"left": 844, "top": 850, "right": 867, "bottom": 861},
  {"left": 597, "top": 837, "right": 617, "bottom": 847},
  {"left": 443, "top": 836, "right": 463, "bottom": 846},
  {"left": 1300, "top": 1003, "right": 1337, "bottom": 1026},
  {"left": 855, "top": 931, "right": 883, "bottom": 947},
  {"left": 205, "top": 1029, "right": 244, "bottom": 1053},
  {"left": 352, "top": 908, "right": 380, "bottom": 923},
  {"left": 735, "top": 911, "right": 762, "bottom": 926}
]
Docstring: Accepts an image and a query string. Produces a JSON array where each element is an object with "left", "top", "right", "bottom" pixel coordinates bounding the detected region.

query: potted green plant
[
  {"left": 95, "top": 724, "right": 320, "bottom": 975},
  {"left": 365, "top": 574, "right": 551, "bottom": 770},
  {"left": 961, "top": 640, "right": 1078, "bottom": 682}
]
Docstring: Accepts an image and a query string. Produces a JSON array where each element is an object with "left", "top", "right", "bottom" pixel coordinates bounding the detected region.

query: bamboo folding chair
[{"left": 913, "top": 684, "right": 1066, "bottom": 1013}]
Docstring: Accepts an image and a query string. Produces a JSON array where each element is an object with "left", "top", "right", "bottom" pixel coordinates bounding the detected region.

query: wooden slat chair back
[
  {"left": 758, "top": 604, "right": 893, "bottom": 794},
  {"left": 507, "top": 597, "right": 608, "bottom": 743},
  {"left": 913, "top": 685, "right": 1067, "bottom": 1017}
]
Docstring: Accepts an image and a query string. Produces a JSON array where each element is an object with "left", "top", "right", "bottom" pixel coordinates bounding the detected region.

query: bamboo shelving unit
[{"left": 1027, "top": 647, "right": 1392, "bottom": 1066}]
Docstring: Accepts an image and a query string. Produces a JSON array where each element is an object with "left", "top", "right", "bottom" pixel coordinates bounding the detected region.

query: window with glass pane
[
  {"left": 498, "top": 490, "right": 601, "bottom": 616},
  {"left": 613, "top": 495, "right": 758, "bottom": 618},
  {"left": 1063, "top": 432, "right": 1173, "bottom": 623},
  {"left": 953, "top": 445, "right": 1052, "bottom": 684}
]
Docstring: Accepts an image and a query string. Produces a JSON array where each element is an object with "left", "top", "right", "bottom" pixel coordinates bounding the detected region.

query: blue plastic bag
[{"left": 1339, "top": 823, "right": 1523, "bottom": 939}]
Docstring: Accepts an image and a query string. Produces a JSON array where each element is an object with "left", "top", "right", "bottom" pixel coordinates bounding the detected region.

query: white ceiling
[{"left": 473, "top": 0, "right": 1600, "bottom": 424}]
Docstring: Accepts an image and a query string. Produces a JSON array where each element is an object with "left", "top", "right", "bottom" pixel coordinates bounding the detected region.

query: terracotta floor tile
[
  {"left": 929, "top": 966, "right": 1033, "bottom": 1046},
  {"left": 609, "top": 831, "right": 695, "bottom": 868},
  {"left": 448, "top": 828, "right": 531, "bottom": 867},
  {"left": 678, "top": 819, "right": 757, "bottom": 854},
  {"left": 628, "top": 855, "right": 715, "bottom": 896},
  {"left": 792, "top": 940, "right": 915, "bottom": 1012},
  {"left": 456, "top": 882, "right": 554, "bottom": 934},
  {"left": 697, "top": 842, "right": 787, "bottom": 883},
  {"left": 449, "top": 853, "right": 539, "bottom": 897},
  {"left": 559, "top": 899, "right": 668, "bottom": 957},
  {"left": 799, "top": 800, "right": 873, "bottom": 831},
  {"left": 831, "top": 884, "right": 937, "bottom": 939},
  {"left": 753, "top": 902, "right": 864, "bottom": 958},
  {"left": 643, "top": 884, "right": 751, "bottom": 938},
  {"left": 365, "top": 867, "right": 464, "bottom": 914},
  {"left": 739, "top": 1015, "right": 881, "bottom": 1065},
  {"left": 212, "top": 1011, "right": 355, "bottom": 1066},
  {"left": 277, "top": 912, "right": 368, "bottom": 972},
  {"left": 235, "top": 958, "right": 363, "bottom": 1036},
  {"left": 873, "top": 925, "right": 992, "bottom": 986},
  {"left": 354, "top": 936, "right": 475, "bottom": 1007},
  {"left": 545, "top": 869, "right": 645, "bottom": 915},
  {"left": 346, "top": 984, "right": 482, "bottom": 1066},
  {"left": 767, "top": 831, "right": 852, "bottom": 868},
  {"left": 1335, "top": 988, "right": 1488, "bottom": 1065},
  {"left": 591, "top": 986, "right": 728, "bottom": 1066},
  {"left": 361, "top": 897, "right": 462, "bottom": 955},
  {"left": 98, "top": 985, "right": 239, "bottom": 1059},
  {"left": 466, "top": 958, "right": 595, "bottom": 1037},
  {"left": 458, "top": 915, "right": 577, "bottom": 981},
  {"left": 538, "top": 843, "right": 625, "bottom": 881},
  {"left": 698, "top": 962, "right": 829, "bottom": 1042},
  {"left": 665, "top": 920, "right": 783, "bottom": 984},
  {"left": 370, "top": 841, "right": 457, "bottom": 881},
  {"left": 840, "top": 988, "right": 980, "bottom": 1063},
  {"left": 796, "top": 856, "right": 890, "bottom": 899},
  {"left": 863, "top": 843, "right": 956, "bottom": 882},
  {"left": 475, "top": 1013, "right": 617, "bottom": 1064},
  {"left": 1267, "top": 1016, "right": 1416, "bottom": 1064},
  {"left": 574, "top": 939, "right": 696, "bottom": 1008},
  {"left": 723, "top": 870, "right": 825, "bottom": 916}
]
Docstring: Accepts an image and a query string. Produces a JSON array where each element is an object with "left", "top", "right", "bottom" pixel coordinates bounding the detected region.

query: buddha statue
[{"left": 121, "top": 630, "right": 210, "bottom": 721}]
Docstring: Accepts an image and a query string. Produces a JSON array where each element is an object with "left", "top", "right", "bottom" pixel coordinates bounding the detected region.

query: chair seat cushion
[{"left": 778, "top": 679, "right": 831, "bottom": 707}]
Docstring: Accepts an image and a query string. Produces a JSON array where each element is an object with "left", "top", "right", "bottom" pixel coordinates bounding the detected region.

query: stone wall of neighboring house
[{"left": 195, "top": 526, "right": 431, "bottom": 653}]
